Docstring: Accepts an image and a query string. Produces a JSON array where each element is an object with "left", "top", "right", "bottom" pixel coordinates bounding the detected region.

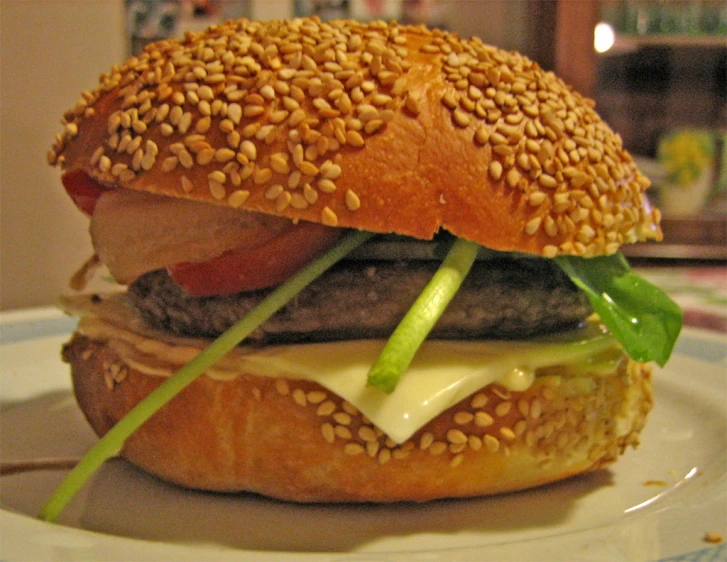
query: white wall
[{"left": 1, "top": 0, "right": 126, "bottom": 310}]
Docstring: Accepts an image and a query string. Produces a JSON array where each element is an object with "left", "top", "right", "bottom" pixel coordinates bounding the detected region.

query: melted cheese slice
[{"left": 62, "top": 294, "right": 621, "bottom": 444}]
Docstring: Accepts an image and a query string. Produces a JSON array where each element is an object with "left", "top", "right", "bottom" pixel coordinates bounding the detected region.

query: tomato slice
[
  {"left": 62, "top": 171, "right": 341, "bottom": 296},
  {"left": 168, "top": 221, "right": 342, "bottom": 296},
  {"left": 62, "top": 170, "right": 108, "bottom": 216}
]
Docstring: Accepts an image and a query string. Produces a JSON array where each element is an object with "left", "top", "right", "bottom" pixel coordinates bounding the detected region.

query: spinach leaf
[{"left": 555, "top": 253, "right": 682, "bottom": 366}]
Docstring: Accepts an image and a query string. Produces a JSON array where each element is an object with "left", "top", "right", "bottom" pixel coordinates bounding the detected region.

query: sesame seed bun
[
  {"left": 50, "top": 17, "right": 661, "bottom": 258},
  {"left": 63, "top": 333, "right": 652, "bottom": 501},
  {"left": 50, "top": 17, "right": 660, "bottom": 503}
]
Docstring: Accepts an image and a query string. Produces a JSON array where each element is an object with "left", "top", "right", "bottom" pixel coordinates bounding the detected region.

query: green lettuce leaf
[{"left": 555, "top": 253, "right": 682, "bottom": 366}]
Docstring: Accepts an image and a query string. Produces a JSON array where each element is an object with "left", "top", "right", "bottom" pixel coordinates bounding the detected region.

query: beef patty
[{"left": 127, "top": 257, "right": 592, "bottom": 343}]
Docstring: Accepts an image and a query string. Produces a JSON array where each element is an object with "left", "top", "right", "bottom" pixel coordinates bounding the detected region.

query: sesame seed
[
  {"left": 335, "top": 425, "right": 353, "bottom": 440},
  {"left": 240, "top": 140, "right": 257, "bottom": 161},
  {"left": 276, "top": 191, "right": 292, "bottom": 211},
  {"left": 299, "top": 161, "right": 319, "bottom": 176},
  {"left": 274, "top": 378, "right": 290, "bottom": 396},
  {"left": 117, "top": 133, "right": 131, "bottom": 153},
  {"left": 208, "top": 170, "right": 226, "bottom": 185},
  {"left": 454, "top": 411, "right": 474, "bottom": 425},
  {"left": 251, "top": 166, "right": 272, "bottom": 186},
  {"left": 516, "top": 399, "right": 531, "bottom": 419},
  {"left": 470, "top": 392, "right": 488, "bottom": 408},
  {"left": 316, "top": 400, "right": 336, "bottom": 416},
  {"left": 358, "top": 426, "right": 378, "bottom": 443},
  {"left": 474, "top": 411, "right": 494, "bottom": 427},
  {"left": 178, "top": 149, "right": 194, "bottom": 169},
  {"left": 131, "top": 148, "right": 143, "bottom": 170},
  {"left": 321, "top": 206, "right": 338, "bottom": 227},
  {"left": 429, "top": 442, "right": 447, "bottom": 456},
  {"left": 490, "top": 131, "right": 508, "bottom": 146},
  {"left": 317, "top": 178, "right": 337, "bottom": 193},
  {"left": 539, "top": 174, "right": 558, "bottom": 189},
  {"left": 323, "top": 163, "right": 342, "bottom": 180},
  {"left": 528, "top": 191, "right": 547, "bottom": 206},
  {"left": 345, "top": 130, "right": 365, "bottom": 147},
  {"left": 345, "top": 189, "right": 361, "bottom": 211},
  {"left": 131, "top": 120, "right": 147, "bottom": 134},
  {"left": 265, "top": 184, "right": 284, "bottom": 200},
  {"left": 378, "top": 449, "right": 392, "bottom": 464},
  {"left": 90, "top": 146, "right": 104, "bottom": 166},
  {"left": 303, "top": 183, "right": 318, "bottom": 204},
  {"left": 292, "top": 388, "right": 307, "bottom": 407},
  {"left": 111, "top": 162, "right": 127, "bottom": 177},
  {"left": 212, "top": 148, "right": 234, "bottom": 163},
  {"left": 243, "top": 105, "right": 265, "bottom": 118},
  {"left": 495, "top": 401, "right": 512, "bottom": 417},
  {"left": 419, "top": 432, "right": 434, "bottom": 450},
  {"left": 449, "top": 454, "right": 464, "bottom": 468},
  {"left": 453, "top": 108, "right": 470, "bottom": 128},
  {"left": 228, "top": 189, "right": 250, "bottom": 208},
  {"left": 474, "top": 126, "right": 490, "bottom": 145},
  {"left": 321, "top": 423, "right": 336, "bottom": 443},
  {"left": 484, "top": 435, "right": 500, "bottom": 453},
  {"left": 161, "top": 156, "right": 178, "bottom": 172},
  {"left": 500, "top": 427, "right": 516, "bottom": 441},
  {"left": 260, "top": 84, "right": 276, "bottom": 100},
  {"left": 264, "top": 153, "right": 287, "bottom": 175},
  {"left": 489, "top": 161, "right": 503, "bottom": 181},
  {"left": 195, "top": 115, "right": 211, "bottom": 134},
  {"left": 525, "top": 216, "right": 542, "bottom": 235},
  {"left": 506, "top": 168, "right": 521, "bottom": 189},
  {"left": 530, "top": 398, "right": 543, "bottom": 419},
  {"left": 442, "top": 91, "right": 458, "bottom": 109},
  {"left": 366, "top": 441, "right": 380, "bottom": 458},
  {"left": 405, "top": 93, "right": 420, "bottom": 114}
]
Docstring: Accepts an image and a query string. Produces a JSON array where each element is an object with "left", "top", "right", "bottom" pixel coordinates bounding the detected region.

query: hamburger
[{"left": 44, "top": 17, "right": 681, "bottom": 512}]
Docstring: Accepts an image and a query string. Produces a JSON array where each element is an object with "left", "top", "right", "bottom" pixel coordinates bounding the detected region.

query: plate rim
[{"left": 1, "top": 307, "right": 725, "bottom": 562}]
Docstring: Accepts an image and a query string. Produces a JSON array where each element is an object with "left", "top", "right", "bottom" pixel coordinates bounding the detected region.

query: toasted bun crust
[
  {"left": 63, "top": 333, "right": 653, "bottom": 502},
  {"left": 50, "top": 17, "right": 661, "bottom": 258}
]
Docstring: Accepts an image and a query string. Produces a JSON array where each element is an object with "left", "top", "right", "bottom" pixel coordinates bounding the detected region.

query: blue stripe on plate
[
  {"left": 675, "top": 335, "right": 727, "bottom": 364},
  {"left": 658, "top": 543, "right": 726, "bottom": 561},
  {"left": 0, "top": 315, "right": 77, "bottom": 345}
]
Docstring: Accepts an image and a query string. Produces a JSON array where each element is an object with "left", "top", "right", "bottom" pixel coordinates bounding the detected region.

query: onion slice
[{"left": 89, "top": 189, "right": 291, "bottom": 285}]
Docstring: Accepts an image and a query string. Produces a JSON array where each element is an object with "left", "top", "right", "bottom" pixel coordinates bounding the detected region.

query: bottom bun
[{"left": 63, "top": 333, "right": 653, "bottom": 503}]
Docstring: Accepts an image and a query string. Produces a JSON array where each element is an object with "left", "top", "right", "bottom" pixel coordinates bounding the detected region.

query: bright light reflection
[
  {"left": 624, "top": 466, "right": 700, "bottom": 514},
  {"left": 594, "top": 22, "right": 615, "bottom": 54}
]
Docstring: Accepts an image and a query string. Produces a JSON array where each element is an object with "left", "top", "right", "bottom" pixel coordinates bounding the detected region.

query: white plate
[{"left": 1, "top": 307, "right": 725, "bottom": 562}]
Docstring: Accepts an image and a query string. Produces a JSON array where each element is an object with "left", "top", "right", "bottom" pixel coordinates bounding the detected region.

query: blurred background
[{"left": 1, "top": 0, "right": 726, "bottom": 311}]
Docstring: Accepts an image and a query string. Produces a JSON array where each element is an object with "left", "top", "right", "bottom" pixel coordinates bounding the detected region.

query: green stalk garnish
[
  {"left": 38, "top": 229, "right": 374, "bottom": 522},
  {"left": 367, "top": 238, "right": 480, "bottom": 393},
  {"left": 555, "top": 252, "right": 682, "bottom": 366}
]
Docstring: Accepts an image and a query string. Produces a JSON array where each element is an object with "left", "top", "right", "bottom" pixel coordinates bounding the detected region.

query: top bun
[{"left": 49, "top": 17, "right": 662, "bottom": 258}]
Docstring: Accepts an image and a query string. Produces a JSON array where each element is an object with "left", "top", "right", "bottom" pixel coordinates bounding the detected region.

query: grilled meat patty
[{"left": 127, "top": 257, "right": 592, "bottom": 343}]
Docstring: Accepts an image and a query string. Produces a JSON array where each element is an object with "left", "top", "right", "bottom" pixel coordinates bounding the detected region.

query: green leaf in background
[{"left": 555, "top": 253, "right": 683, "bottom": 366}]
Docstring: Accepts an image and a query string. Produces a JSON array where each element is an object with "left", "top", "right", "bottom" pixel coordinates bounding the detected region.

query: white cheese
[{"left": 63, "top": 294, "right": 620, "bottom": 444}]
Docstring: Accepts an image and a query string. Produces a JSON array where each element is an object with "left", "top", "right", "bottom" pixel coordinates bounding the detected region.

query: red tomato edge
[
  {"left": 168, "top": 222, "right": 342, "bottom": 297},
  {"left": 61, "top": 170, "right": 108, "bottom": 216}
]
